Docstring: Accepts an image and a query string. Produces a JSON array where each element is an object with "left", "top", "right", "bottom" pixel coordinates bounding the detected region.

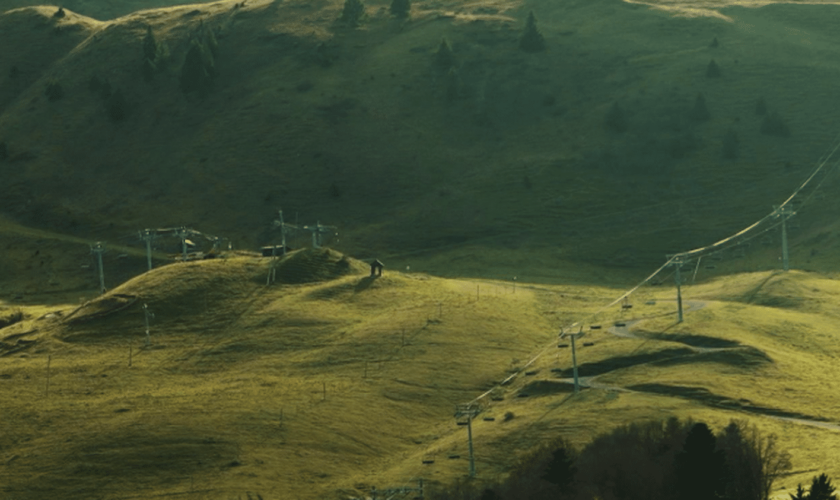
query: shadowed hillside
[{"left": 3, "top": 0, "right": 840, "bottom": 293}]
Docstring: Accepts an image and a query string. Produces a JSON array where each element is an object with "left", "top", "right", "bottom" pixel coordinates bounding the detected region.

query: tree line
[{"left": 427, "top": 418, "right": 836, "bottom": 500}]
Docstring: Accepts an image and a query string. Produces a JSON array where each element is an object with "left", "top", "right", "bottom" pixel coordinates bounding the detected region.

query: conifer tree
[
  {"left": 690, "top": 92, "right": 710, "bottom": 121},
  {"left": 435, "top": 38, "right": 454, "bottom": 69},
  {"left": 519, "top": 11, "right": 545, "bottom": 52},
  {"left": 808, "top": 474, "right": 838, "bottom": 500},
  {"left": 180, "top": 38, "right": 215, "bottom": 95},
  {"left": 707, "top": 59, "right": 721, "bottom": 77},
  {"left": 339, "top": 0, "right": 366, "bottom": 26},
  {"left": 674, "top": 423, "right": 727, "bottom": 500},
  {"left": 390, "top": 0, "right": 410, "bottom": 18},
  {"left": 143, "top": 26, "right": 158, "bottom": 62},
  {"left": 202, "top": 24, "right": 219, "bottom": 58},
  {"left": 142, "top": 26, "right": 170, "bottom": 82},
  {"left": 107, "top": 89, "right": 127, "bottom": 122},
  {"left": 790, "top": 484, "right": 808, "bottom": 500},
  {"left": 761, "top": 111, "right": 791, "bottom": 137}
]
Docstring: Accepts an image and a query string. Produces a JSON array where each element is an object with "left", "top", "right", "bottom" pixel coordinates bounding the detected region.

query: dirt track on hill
[{"left": 563, "top": 301, "right": 840, "bottom": 432}]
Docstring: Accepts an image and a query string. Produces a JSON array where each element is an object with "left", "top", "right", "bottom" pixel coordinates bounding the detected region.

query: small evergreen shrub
[
  {"left": 605, "top": 102, "right": 627, "bottom": 133},
  {"left": 45, "top": 80, "right": 63, "bottom": 101},
  {"left": 755, "top": 96, "right": 767, "bottom": 115},
  {"left": 314, "top": 42, "right": 336, "bottom": 68},
  {"left": 179, "top": 38, "right": 215, "bottom": 95},
  {"left": 709, "top": 37, "right": 719, "bottom": 48},
  {"left": 706, "top": 59, "right": 721, "bottom": 77},
  {"left": 390, "top": 0, "right": 410, "bottom": 18},
  {"left": 669, "top": 133, "right": 697, "bottom": 159},
  {"left": 721, "top": 129, "right": 739, "bottom": 159},
  {"left": 203, "top": 24, "right": 219, "bottom": 58},
  {"left": 435, "top": 38, "right": 454, "bottom": 70},
  {"left": 339, "top": 0, "right": 366, "bottom": 26},
  {"left": 143, "top": 26, "right": 158, "bottom": 61},
  {"left": 761, "top": 111, "right": 790, "bottom": 137},
  {"left": 689, "top": 92, "right": 710, "bottom": 121},
  {"left": 519, "top": 11, "right": 545, "bottom": 52},
  {"left": 142, "top": 26, "right": 170, "bottom": 82},
  {"left": 107, "top": 89, "right": 127, "bottom": 122},
  {"left": 329, "top": 183, "right": 341, "bottom": 198},
  {"left": 53, "top": 7, "right": 65, "bottom": 18}
]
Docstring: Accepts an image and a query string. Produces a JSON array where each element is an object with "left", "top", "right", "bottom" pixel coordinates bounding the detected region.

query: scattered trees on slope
[{"left": 791, "top": 474, "right": 838, "bottom": 500}]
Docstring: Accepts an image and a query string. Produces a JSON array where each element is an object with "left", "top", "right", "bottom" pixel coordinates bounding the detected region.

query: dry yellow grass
[{"left": 2, "top": 250, "right": 840, "bottom": 499}]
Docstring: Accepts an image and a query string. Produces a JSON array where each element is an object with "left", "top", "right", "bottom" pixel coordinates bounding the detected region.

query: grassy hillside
[
  {"left": 4, "top": 0, "right": 840, "bottom": 498},
  {"left": 1, "top": 1, "right": 219, "bottom": 20},
  {"left": 2, "top": 250, "right": 840, "bottom": 499},
  {"left": 4, "top": 0, "right": 840, "bottom": 291}
]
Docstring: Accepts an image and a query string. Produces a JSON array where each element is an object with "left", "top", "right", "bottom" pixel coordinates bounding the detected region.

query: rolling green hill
[
  {"left": 3, "top": 0, "right": 840, "bottom": 290},
  {"left": 2, "top": 250, "right": 840, "bottom": 499},
  {"left": 4, "top": 0, "right": 840, "bottom": 498}
]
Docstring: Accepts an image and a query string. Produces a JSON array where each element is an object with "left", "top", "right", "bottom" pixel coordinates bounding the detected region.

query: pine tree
[
  {"left": 674, "top": 423, "right": 727, "bottom": 500},
  {"left": 143, "top": 26, "right": 158, "bottom": 62},
  {"left": 689, "top": 92, "right": 710, "bottom": 121},
  {"left": 707, "top": 59, "right": 721, "bottom": 77},
  {"left": 809, "top": 474, "right": 838, "bottom": 500},
  {"left": 761, "top": 111, "right": 791, "bottom": 137},
  {"left": 203, "top": 24, "right": 219, "bottom": 58},
  {"left": 435, "top": 38, "right": 454, "bottom": 69},
  {"left": 180, "top": 38, "right": 215, "bottom": 95},
  {"left": 790, "top": 484, "right": 808, "bottom": 500},
  {"left": 541, "top": 447, "right": 576, "bottom": 489},
  {"left": 390, "top": 0, "right": 410, "bottom": 18},
  {"left": 142, "top": 26, "right": 170, "bottom": 82},
  {"left": 519, "top": 11, "right": 545, "bottom": 52},
  {"left": 107, "top": 89, "right": 128, "bottom": 122},
  {"left": 339, "top": 0, "right": 366, "bottom": 26}
]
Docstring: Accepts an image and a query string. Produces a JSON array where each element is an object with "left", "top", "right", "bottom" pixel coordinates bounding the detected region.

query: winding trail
[{"left": 552, "top": 299, "right": 840, "bottom": 433}]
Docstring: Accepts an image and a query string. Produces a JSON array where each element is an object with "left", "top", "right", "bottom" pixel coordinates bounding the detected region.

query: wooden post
[{"left": 46, "top": 355, "right": 51, "bottom": 397}]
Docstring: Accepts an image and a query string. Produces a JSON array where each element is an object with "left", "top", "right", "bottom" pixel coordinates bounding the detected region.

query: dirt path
[{"left": 555, "top": 299, "right": 840, "bottom": 433}]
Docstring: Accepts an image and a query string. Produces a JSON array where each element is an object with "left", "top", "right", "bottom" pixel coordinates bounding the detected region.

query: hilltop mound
[
  {"left": 0, "top": 7, "right": 100, "bottom": 115},
  {"left": 706, "top": 270, "right": 840, "bottom": 313},
  {"left": 272, "top": 247, "right": 367, "bottom": 284}
]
